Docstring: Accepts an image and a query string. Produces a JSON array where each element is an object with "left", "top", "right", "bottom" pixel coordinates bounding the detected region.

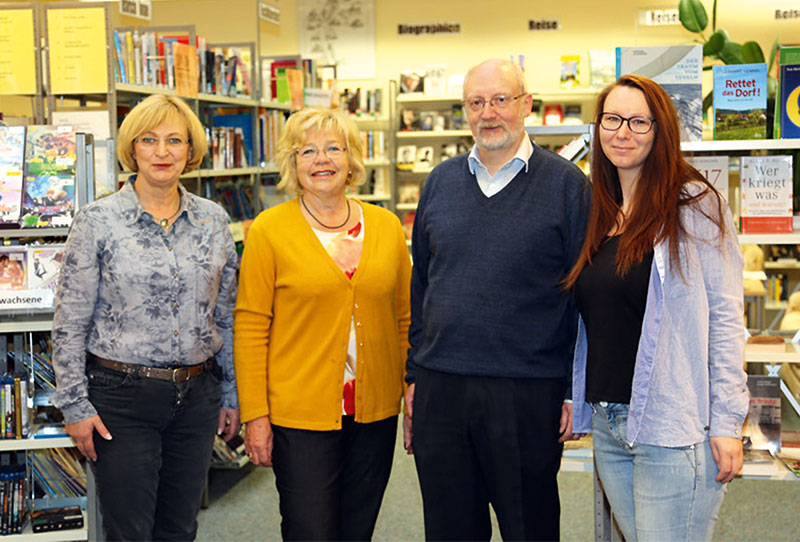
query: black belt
[{"left": 87, "top": 353, "right": 213, "bottom": 383}]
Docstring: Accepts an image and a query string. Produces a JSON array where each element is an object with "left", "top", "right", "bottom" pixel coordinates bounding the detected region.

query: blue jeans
[{"left": 591, "top": 402, "right": 727, "bottom": 542}]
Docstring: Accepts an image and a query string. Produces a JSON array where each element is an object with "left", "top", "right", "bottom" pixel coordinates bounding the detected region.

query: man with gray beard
[{"left": 403, "top": 59, "right": 590, "bottom": 541}]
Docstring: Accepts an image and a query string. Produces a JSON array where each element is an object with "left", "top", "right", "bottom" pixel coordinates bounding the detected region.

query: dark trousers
[
  {"left": 412, "top": 367, "right": 566, "bottom": 541},
  {"left": 88, "top": 362, "right": 221, "bottom": 541},
  {"left": 271, "top": 415, "right": 397, "bottom": 541}
]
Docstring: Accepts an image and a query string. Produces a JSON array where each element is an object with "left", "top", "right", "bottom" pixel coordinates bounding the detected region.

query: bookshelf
[
  {"left": 350, "top": 89, "right": 397, "bottom": 209},
  {"left": 0, "top": 131, "right": 96, "bottom": 538}
]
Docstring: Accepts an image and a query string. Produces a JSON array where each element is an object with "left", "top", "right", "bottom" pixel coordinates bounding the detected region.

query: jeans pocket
[{"left": 87, "top": 366, "right": 133, "bottom": 391}]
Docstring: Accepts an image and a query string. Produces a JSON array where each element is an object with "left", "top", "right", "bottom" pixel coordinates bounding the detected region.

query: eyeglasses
[
  {"left": 462, "top": 94, "right": 525, "bottom": 112},
  {"left": 134, "top": 136, "right": 191, "bottom": 150},
  {"left": 599, "top": 113, "right": 656, "bottom": 134},
  {"left": 296, "top": 144, "right": 347, "bottom": 162}
]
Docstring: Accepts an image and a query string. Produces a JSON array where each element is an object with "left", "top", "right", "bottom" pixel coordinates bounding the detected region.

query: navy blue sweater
[{"left": 406, "top": 146, "right": 590, "bottom": 383}]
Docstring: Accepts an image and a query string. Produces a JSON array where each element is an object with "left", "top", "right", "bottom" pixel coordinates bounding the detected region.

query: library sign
[
  {"left": 397, "top": 23, "right": 461, "bottom": 36},
  {"left": 0, "top": 290, "right": 53, "bottom": 311},
  {"left": 528, "top": 19, "right": 560, "bottom": 31}
]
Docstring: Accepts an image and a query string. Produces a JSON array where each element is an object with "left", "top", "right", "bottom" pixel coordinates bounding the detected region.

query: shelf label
[
  {"left": 0, "top": 289, "right": 53, "bottom": 310},
  {"left": 120, "top": 0, "right": 152, "bottom": 21},
  {"left": 774, "top": 7, "right": 800, "bottom": 20}
]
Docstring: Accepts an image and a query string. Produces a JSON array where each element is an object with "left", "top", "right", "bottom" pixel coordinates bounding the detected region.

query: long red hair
[{"left": 564, "top": 74, "right": 724, "bottom": 289}]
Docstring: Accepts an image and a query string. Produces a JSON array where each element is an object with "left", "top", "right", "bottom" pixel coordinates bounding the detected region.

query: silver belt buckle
[{"left": 172, "top": 367, "right": 190, "bottom": 383}]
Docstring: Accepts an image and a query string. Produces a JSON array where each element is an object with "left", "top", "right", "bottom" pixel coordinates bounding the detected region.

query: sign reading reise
[{"left": 528, "top": 19, "right": 559, "bottom": 31}]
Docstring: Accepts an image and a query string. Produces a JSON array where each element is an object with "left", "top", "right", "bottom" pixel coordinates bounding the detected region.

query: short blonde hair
[
  {"left": 276, "top": 108, "right": 366, "bottom": 196},
  {"left": 117, "top": 95, "right": 207, "bottom": 173}
]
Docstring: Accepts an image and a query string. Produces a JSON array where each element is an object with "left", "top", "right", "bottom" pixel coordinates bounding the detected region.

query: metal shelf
[
  {"left": 397, "top": 130, "right": 473, "bottom": 139},
  {"left": 682, "top": 139, "right": 800, "bottom": 152},
  {"left": 0, "top": 314, "right": 54, "bottom": 333},
  {"left": 0, "top": 436, "right": 74, "bottom": 452},
  {"left": 1, "top": 228, "right": 69, "bottom": 239}
]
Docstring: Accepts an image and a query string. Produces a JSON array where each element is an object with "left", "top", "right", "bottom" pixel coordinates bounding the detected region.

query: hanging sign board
[
  {"left": 528, "top": 19, "right": 560, "bottom": 31},
  {"left": 47, "top": 7, "right": 109, "bottom": 94},
  {"left": 259, "top": 2, "right": 280, "bottom": 25},
  {"left": 120, "top": 0, "right": 152, "bottom": 21}
]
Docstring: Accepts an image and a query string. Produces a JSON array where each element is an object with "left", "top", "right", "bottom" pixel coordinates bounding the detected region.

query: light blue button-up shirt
[
  {"left": 572, "top": 183, "right": 749, "bottom": 447},
  {"left": 468, "top": 135, "right": 533, "bottom": 197}
]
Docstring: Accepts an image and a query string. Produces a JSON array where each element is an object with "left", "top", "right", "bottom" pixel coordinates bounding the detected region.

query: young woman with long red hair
[{"left": 565, "top": 74, "right": 748, "bottom": 541}]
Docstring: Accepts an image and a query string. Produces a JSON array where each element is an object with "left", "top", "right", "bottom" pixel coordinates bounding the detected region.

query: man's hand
[
  {"left": 244, "top": 415, "right": 274, "bottom": 467},
  {"left": 403, "top": 384, "right": 415, "bottom": 454},
  {"left": 558, "top": 402, "right": 583, "bottom": 443},
  {"left": 217, "top": 408, "right": 241, "bottom": 441},
  {"left": 65, "top": 415, "right": 112, "bottom": 461},
  {"left": 710, "top": 436, "right": 743, "bottom": 483}
]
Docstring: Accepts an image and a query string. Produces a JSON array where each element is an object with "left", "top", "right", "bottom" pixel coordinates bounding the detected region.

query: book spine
[{"left": 13, "top": 378, "right": 21, "bottom": 439}]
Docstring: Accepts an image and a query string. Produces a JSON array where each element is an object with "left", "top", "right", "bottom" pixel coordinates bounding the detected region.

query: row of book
[
  {"left": 400, "top": 107, "right": 465, "bottom": 132},
  {"left": 617, "top": 44, "right": 800, "bottom": 141},
  {"left": 217, "top": 185, "right": 258, "bottom": 222},
  {"left": 259, "top": 109, "right": 287, "bottom": 167},
  {"left": 0, "top": 245, "right": 63, "bottom": 293},
  {"left": 766, "top": 274, "right": 790, "bottom": 302},
  {"left": 0, "top": 376, "right": 30, "bottom": 440},
  {"left": 360, "top": 131, "right": 387, "bottom": 162},
  {"left": 684, "top": 154, "right": 794, "bottom": 235},
  {"left": 0, "top": 466, "right": 25, "bottom": 535},
  {"left": 341, "top": 88, "right": 384, "bottom": 117},
  {"left": 208, "top": 127, "right": 249, "bottom": 171},
  {"left": 0, "top": 125, "right": 77, "bottom": 230},
  {"left": 113, "top": 29, "right": 253, "bottom": 97},
  {"left": 31, "top": 448, "right": 86, "bottom": 503}
]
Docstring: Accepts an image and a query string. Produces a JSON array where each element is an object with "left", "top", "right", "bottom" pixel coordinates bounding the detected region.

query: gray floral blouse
[{"left": 52, "top": 178, "right": 238, "bottom": 424}]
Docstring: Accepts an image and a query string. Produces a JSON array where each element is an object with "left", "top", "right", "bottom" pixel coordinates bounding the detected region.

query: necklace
[
  {"left": 301, "top": 196, "right": 351, "bottom": 229},
  {"left": 158, "top": 203, "right": 181, "bottom": 231}
]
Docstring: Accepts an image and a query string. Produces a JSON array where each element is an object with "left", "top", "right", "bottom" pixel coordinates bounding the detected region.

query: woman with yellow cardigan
[{"left": 234, "top": 107, "right": 411, "bottom": 541}]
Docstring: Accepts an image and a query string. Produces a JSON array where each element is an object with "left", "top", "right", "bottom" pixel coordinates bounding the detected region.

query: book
[
  {"left": 543, "top": 104, "right": 563, "bottom": 126},
  {"left": 425, "top": 65, "right": 447, "bottom": 97},
  {"left": 26, "top": 245, "right": 64, "bottom": 291},
  {"left": 740, "top": 155, "right": 793, "bottom": 234},
  {"left": 740, "top": 449, "right": 780, "bottom": 477},
  {"left": 779, "top": 64, "right": 800, "bottom": 139},
  {"left": 745, "top": 335, "right": 785, "bottom": 352},
  {"left": 772, "top": 45, "right": 800, "bottom": 138},
  {"left": 742, "top": 375, "right": 781, "bottom": 453},
  {"left": 0, "top": 126, "right": 26, "bottom": 227},
  {"left": 397, "top": 145, "right": 416, "bottom": 171},
  {"left": 400, "top": 108, "right": 419, "bottom": 131},
  {"left": 589, "top": 49, "right": 616, "bottom": 88},
  {"left": 712, "top": 63, "right": 768, "bottom": 140},
  {"left": 560, "top": 55, "right": 580, "bottom": 89},
  {"left": 0, "top": 247, "right": 26, "bottom": 290},
  {"left": 400, "top": 70, "right": 425, "bottom": 94},
  {"left": 401, "top": 211, "right": 415, "bottom": 241},
  {"left": 775, "top": 448, "right": 800, "bottom": 478},
  {"left": 21, "top": 126, "right": 77, "bottom": 229},
  {"left": 398, "top": 181, "right": 421, "bottom": 204},
  {"left": 616, "top": 45, "right": 703, "bottom": 141},
  {"left": 685, "top": 155, "right": 729, "bottom": 201}
]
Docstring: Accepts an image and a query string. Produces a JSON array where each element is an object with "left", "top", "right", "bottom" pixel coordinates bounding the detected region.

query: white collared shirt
[{"left": 467, "top": 135, "right": 533, "bottom": 197}]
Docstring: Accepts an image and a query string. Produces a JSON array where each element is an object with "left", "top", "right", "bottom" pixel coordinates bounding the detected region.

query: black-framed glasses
[
  {"left": 462, "top": 94, "right": 525, "bottom": 112},
  {"left": 599, "top": 113, "right": 656, "bottom": 134},
  {"left": 295, "top": 144, "right": 347, "bottom": 162}
]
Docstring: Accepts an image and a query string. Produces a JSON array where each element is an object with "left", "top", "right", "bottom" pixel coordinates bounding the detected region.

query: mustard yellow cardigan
[{"left": 234, "top": 198, "right": 412, "bottom": 430}]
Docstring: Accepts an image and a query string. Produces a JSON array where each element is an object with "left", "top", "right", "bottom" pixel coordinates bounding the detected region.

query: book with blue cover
[
  {"left": 779, "top": 64, "right": 800, "bottom": 139},
  {"left": 712, "top": 63, "right": 767, "bottom": 140},
  {"left": 616, "top": 45, "right": 703, "bottom": 141}
]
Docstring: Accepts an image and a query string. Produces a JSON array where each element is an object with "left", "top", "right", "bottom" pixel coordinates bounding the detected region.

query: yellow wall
[{"left": 2, "top": 0, "right": 799, "bottom": 118}]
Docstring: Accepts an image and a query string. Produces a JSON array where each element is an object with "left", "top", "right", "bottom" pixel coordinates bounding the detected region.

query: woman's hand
[
  {"left": 65, "top": 415, "right": 112, "bottom": 461},
  {"left": 217, "top": 408, "right": 241, "bottom": 441},
  {"left": 709, "top": 436, "right": 743, "bottom": 483},
  {"left": 403, "top": 384, "right": 415, "bottom": 454},
  {"left": 244, "top": 415, "right": 274, "bottom": 467}
]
